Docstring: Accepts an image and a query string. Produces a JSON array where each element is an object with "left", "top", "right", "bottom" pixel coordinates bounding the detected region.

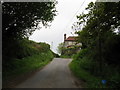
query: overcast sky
[{"left": 29, "top": 0, "right": 96, "bottom": 54}]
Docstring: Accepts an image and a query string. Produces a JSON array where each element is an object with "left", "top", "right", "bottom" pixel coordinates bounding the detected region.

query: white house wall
[{"left": 64, "top": 41, "right": 76, "bottom": 47}]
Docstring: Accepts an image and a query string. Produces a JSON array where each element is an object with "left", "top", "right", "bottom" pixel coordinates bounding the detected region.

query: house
[
  {"left": 61, "top": 34, "right": 82, "bottom": 56},
  {"left": 63, "top": 34, "right": 82, "bottom": 48}
]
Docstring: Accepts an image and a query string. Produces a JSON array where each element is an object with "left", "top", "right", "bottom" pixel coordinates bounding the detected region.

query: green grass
[
  {"left": 69, "top": 60, "right": 107, "bottom": 88},
  {"left": 3, "top": 39, "right": 56, "bottom": 88},
  {"left": 69, "top": 48, "right": 120, "bottom": 88},
  {"left": 3, "top": 51, "right": 54, "bottom": 81}
]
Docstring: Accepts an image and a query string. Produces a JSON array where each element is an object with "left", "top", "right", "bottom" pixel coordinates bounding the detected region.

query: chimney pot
[{"left": 64, "top": 34, "right": 66, "bottom": 41}]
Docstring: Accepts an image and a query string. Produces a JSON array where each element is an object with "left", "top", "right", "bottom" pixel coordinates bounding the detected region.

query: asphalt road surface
[{"left": 16, "top": 58, "right": 81, "bottom": 88}]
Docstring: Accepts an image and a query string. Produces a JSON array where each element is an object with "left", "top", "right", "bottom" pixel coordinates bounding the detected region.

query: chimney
[{"left": 64, "top": 34, "right": 66, "bottom": 42}]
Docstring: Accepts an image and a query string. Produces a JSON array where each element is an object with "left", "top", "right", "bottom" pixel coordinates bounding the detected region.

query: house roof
[{"left": 65, "top": 36, "right": 76, "bottom": 41}]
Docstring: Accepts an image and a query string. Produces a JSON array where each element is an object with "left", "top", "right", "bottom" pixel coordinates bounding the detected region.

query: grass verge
[
  {"left": 69, "top": 60, "right": 107, "bottom": 88},
  {"left": 3, "top": 51, "right": 54, "bottom": 85}
]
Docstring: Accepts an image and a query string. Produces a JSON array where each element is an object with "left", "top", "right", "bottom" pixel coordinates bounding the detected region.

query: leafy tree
[
  {"left": 71, "top": 1, "right": 120, "bottom": 87},
  {"left": 2, "top": 2, "right": 57, "bottom": 39},
  {"left": 2, "top": 2, "right": 57, "bottom": 63},
  {"left": 57, "top": 42, "right": 64, "bottom": 55},
  {"left": 74, "top": 1, "right": 120, "bottom": 63},
  {"left": 57, "top": 42, "right": 81, "bottom": 57},
  {"left": 72, "top": 1, "right": 120, "bottom": 78}
]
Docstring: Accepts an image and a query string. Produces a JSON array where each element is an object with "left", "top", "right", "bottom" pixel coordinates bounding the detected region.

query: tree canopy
[
  {"left": 71, "top": 2, "right": 120, "bottom": 87},
  {"left": 75, "top": 2, "right": 120, "bottom": 48},
  {"left": 2, "top": 2, "right": 57, "bottom": 39},
  {"left": 57, "top": 42, "right": 64, "bottom": 55},
  {"left": 2, "top": 2, "right": 57, "bottom": 63},
  {"left": 73, "top": 1, "right": 120, "bottom": 68}
]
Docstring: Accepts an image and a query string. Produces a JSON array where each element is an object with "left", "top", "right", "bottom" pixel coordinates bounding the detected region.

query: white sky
[{"left": 29, "top": 0, "right": 96, "bottom": 54}]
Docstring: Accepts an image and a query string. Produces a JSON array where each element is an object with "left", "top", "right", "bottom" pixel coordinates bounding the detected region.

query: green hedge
[
  {"left": 3, "top": 39, "right": 54, "bottom": 83},
  {"left": 69, "top": 49, "right": 120, "bottom": 88}
]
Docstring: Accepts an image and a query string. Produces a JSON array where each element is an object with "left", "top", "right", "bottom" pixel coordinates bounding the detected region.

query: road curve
[{"left": 16, "top": 58, "right": 81, "bottom": 88}]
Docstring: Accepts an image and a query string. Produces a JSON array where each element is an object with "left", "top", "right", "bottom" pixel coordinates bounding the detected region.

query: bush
[
  {"left": 70, "top": 48, "right": 120, "bottom": 88},
  {"left": 3, "top": 39, "right": 55, "bottom": 83},
  {"left": 73, "top": 48, "right": 89, "bottom": 60},
  {"left": 3, "top": 50, "right": 54, "bottom": 85}
]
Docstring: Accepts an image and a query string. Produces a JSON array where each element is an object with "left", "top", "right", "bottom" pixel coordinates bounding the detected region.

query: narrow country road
[{"left": 16, "top": 58, "right": 81, "bottom": 88}]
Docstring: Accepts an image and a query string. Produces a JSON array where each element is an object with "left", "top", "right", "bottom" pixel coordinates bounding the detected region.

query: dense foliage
[
  {"left": 57, "top": 42, "right": 64, "bottom": 55},
  {"left": 2, "top": 2, "right": 57, "bottom": 87},
  {"left": 71, "top": 2, "right": 120, "bottom": 88},
  {"left": 2, "top": 2, "right": 57, "bottom": 63},
  {"left": 57, "top": 42, "right": 80, "bottom": 58},
  {"left": 3, "top": 40, "right": 54, "bottom": 88},
  {"left": 2, "top": 2, "right": 57, "bottom": 38}
]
